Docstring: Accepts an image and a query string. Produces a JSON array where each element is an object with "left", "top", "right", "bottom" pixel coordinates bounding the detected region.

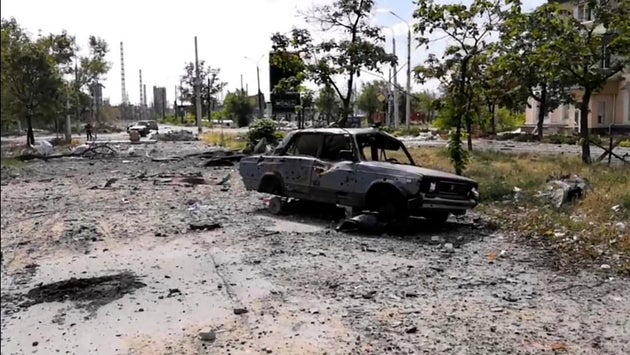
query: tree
[
  {"left": 499, "top": 3, "right": 573, "bottom": 139},
  {"left": 357, "top": 81, "right": 388, "bottom": 122},
  {"left": 223, "top": 89, "right": 255, "bottom": 127},
  {"left": 545, "top": 0, "right": 630, "bottom": 163},
  {"left": 414, "top": 0, "right": 508, "bottom": 174},
  {"left": 1, "top": 17, "right": 65, "bottom": 145},
  {"left": 316, "top": 84, "right": 340, "bottom": 124},
  {"left": 270, "top": 0, "right": 396, "bottom": 127},
  {"left": 180, "top": 61, "right": 227, "bottom": 119}
]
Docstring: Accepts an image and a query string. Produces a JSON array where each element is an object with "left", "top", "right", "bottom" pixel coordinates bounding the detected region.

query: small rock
[
  {"left": 32, "top": 341, "right": 39, "bottom": 347},
  {"left": 189, "top": 221, "right": 222, "bottom": 231},
  {"left": 600, "top": 264, "right": 611, "bottom": 270},
  {"left": 490, "top": 307, "right": 504, "bottom": 313},
  {"left": 199, "top": 330, "right": 216, "bottom": 342},
  {"left": 405, "top": 326, "right": 418, "bottom": 334},
  {"left": 442, "top": 243, "right": 454, "bottom": 253},
  {"left": 233, "top": 308, "right": 249, "bottom": 315},
  {"left": 429, "top": 236, "right": 443, "bottom": 245},
  {"left": 362, "top": 291, "right": 377, "bottom": 299}
]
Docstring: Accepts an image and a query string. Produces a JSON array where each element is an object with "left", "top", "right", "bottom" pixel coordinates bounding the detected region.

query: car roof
[{"left": 291, "top": 127, "right": 394, "bottom": 137}]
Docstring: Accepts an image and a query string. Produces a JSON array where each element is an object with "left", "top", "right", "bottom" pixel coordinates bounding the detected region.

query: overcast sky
[{"left": 1, "top": 0, "right": 544, "bottom": 105}]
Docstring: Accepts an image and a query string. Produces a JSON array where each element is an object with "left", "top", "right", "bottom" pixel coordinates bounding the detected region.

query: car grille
[{"left": 420, "top": 179, "right": 472, "bottom": 199}]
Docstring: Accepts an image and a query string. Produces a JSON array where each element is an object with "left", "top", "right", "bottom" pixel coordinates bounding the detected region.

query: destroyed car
[{"left": 239, "top": 127, "right": 479, "bottom": 222}]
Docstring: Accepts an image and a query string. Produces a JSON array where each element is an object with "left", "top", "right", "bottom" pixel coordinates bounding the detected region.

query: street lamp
[
  {"left": 244, "top": 54, "right": 266, "bottom": 119},
  {"left": 389, "top": 11, "right": 412, "bottom": 130},
  {"left": 383, "top": 26, "right": 400, "bottom": 128}
]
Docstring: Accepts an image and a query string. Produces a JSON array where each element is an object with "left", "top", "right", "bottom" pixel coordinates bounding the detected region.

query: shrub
[
  {"left": 246, "top": 119, "right": 280, "bottom": 146},
  {"left": 620, "top": 139, "right": 630, "bottom": 148}
]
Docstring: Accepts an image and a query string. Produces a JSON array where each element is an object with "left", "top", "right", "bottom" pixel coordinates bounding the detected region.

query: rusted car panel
[{"left": 239, "top": 127, "right": 479, "bottom": 221}]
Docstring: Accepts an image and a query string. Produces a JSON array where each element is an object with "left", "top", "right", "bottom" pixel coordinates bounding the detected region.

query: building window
[
  {"left": 597, "top": 101, "right": 606, "bottom": 124},
  {"left": 576, "top": 3, "right": 592, "bottom": 21},
  {"left": 562, "top": 105, "right": 569, "bottom": 120}
]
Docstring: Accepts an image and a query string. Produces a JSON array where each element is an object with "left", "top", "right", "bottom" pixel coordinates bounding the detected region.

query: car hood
[{"left": 359, "top": 161, "right": 477, "bottom": 183}]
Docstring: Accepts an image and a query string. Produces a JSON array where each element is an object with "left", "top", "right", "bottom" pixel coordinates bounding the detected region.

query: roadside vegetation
[{"left": 408, "top": 147, "right": 630, "bottom": 274}]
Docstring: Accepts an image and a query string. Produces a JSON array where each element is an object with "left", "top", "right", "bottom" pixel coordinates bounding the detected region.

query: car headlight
[{"left": 469, "top": 187, "right": 479, "bottom": 199}]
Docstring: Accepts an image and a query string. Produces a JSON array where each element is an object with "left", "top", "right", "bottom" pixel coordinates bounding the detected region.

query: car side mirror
[{"left": 338, "top": 150, "right": 356, "bottom": 162}]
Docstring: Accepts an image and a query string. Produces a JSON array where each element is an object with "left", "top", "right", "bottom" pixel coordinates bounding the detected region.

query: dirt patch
[{"left": 23, "top": 271, "right": 145, "bottom": 311}]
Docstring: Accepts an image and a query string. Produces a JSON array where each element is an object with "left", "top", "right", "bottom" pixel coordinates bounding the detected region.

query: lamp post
[
  {"left": 244, "top": 54, "right": 265, "bottom": 119},
  {"left": 384, "top": 27, "right": 399, "bottom": 128},
  {"left": 207, "top": 69, "right": 219, "bottom": 128},
  {"left": 389, "top": 11, "right": 412, "bottom": 129}
]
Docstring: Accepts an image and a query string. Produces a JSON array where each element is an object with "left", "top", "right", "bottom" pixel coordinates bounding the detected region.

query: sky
[{"left": 1, "top": 0, "right": 545, "bottom": 106}]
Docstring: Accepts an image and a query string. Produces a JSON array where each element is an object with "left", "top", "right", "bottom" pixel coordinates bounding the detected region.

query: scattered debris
[
  {"left": 336, "top": 214, "right": 387, "bottom": 234},
  {"left": 199, "top": 330, "right": 216, "bottom": 342},
  {"left": 189, "top": 221, "right": 222, "bottom": 231},
  {"left": 23, "top": 272, "right": 145, "bottom": 311},
  {"left": 233, "top": 307, "right": 249, "bottom": 315},
  {"left": 405, "top": 326, "right": 418, "bottom": 334},
  {"left": 153, "top": 130, "right": 197, "bottom": 142},
  {"left": 541, "top": 175, "right": 590, "bottom": 208}
]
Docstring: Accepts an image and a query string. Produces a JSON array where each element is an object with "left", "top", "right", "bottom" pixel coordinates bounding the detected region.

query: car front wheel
[{"left": 424, "top": 211, "right": 449, "bottom": 225}]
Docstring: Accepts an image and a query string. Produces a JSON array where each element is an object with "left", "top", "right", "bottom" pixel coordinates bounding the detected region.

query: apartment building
[{"left": 524, "top": 1, "right": 630, "bottom": 134}]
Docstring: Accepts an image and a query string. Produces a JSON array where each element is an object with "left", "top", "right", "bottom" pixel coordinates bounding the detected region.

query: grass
[
  {"left": 201, "top": 131, "right": 248, "bottom": 151},
  {"left": 407, "top": 147, "right": 630, "bottom": 274},
  {"left": 0, "top": 157, "right": 25, "bottom": 168}
]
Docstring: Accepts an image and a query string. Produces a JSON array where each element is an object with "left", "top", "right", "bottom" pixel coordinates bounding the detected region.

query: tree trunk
[
  {"left": 338, "top": 99, "right": 351, "bottom": 127},
  {"left": 536, "top": 84, "right": 547, "bottom": 140},
  {"left": 26, "top": 113, "right": 35, "bottom": 146},
  {"left": 489, "top": 103, "right": 496, "bottom": 135},
  {"left": 579, "top": 91, "right": 592, "bottom": 164},
  {"left": 465, "top": 118, "right": 473, "bottom": 151}
]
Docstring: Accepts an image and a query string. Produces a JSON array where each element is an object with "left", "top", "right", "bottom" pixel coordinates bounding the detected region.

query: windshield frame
[{"left": 354, "top": 132, "right": 416, "bottom": 166}]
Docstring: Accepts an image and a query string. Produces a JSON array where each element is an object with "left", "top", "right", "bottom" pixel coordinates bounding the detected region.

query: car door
[
  {"left": 279, "top": 132, "right": 323, "bottom": 198},
  {"left": 310, "top": 133, "right": 358, "bottom": 206}
]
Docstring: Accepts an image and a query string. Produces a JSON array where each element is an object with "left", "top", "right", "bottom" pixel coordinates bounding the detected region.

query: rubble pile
[{"left": 152, "top": 130, "right": 197, "bottom": 142}]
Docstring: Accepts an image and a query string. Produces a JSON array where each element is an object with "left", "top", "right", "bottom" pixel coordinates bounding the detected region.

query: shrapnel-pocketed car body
[{"left": 238, "top": 127, "right": 479, "bottom": 222}]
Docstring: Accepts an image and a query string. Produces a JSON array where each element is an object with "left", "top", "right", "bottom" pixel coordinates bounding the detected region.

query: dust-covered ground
[{"left": 1, "top": 142, "right": 629, "bottom": 355}]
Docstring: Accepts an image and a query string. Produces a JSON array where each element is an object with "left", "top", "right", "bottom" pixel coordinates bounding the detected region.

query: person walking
[{"left": 85, "top": 123, "right": 93, "bottom": 141}]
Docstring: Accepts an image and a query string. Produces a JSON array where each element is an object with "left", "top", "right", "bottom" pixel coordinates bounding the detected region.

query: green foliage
[
  {"left": 223, "top": 89, "right": 255, "bottom": 127},
  {"left": 179, "top": 61, "right": 227, "bottom": 118},
  {"left": 316, "top": 84, "right": 340, "bottom": 124},
  {"left": 542, "top": 0, "right": 630, "bottom": 162},
  {"left": 246, "top": 118, "right": 280, "bottom": 146},
  {"left": 495, "top": 108, "right": 525, "bottom": 132},
  {"left": 620, "top": 140, "right": 630, "bottom": 148},
  {"left": 413, "top": 0, "right": 509, "bottom": 174},
  {"left": 270, "top": 0, "right": 396, "bottom": 127},
  {"left": 1, "top": 17, "right": 66, "bottom": 144},
  {"left": 357, "top": 80, "right": 388, "bottom": 121},
  {"left": 500, "top": 3, "right": 574, "bottom": 139}
]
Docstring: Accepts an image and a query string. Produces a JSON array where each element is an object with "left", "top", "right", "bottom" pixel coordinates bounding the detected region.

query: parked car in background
[
  {"left": 127, "top": 122, "right": 150, "bottom": 137},
  {"left": 138, "top": 120, "right": 159, "bottom": 131},
  {"left": 239, "top": 127, "right": 479, "bottom": 223}
]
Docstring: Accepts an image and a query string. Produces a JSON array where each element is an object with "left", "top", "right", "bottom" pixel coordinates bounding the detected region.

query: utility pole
[
  {"left": 256, "top": 65, "right": 263, "bottom": 118},
  {"left": 240, "top": 74, "right": 244, "bottom": 92},
  {"left": 387, "top": 67, "right": 392, "bottom": 127},
  {"left": 65, "top": 84, "right": 72, "bottom": 142},
  {"left": 389, "top": 11, "right": 412, "bottom": 129},
  {"left": 392, "top": 35, "right": 399, "bottom": 128},
  {"left": 405, "top": 27, "right": 412, "bottom": 129},
  {"left": 174, "top": 85, "right": 178, "bottom": 120},
  {"left": 194, "top": 36, "right": 202, "bottom": 134}
]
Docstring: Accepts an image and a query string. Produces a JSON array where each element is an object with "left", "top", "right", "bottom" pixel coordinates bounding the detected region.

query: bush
[
  {"left": 620, "top": 140, "right": 630, "bottom": 148},
  {"left": 246, "top": 119, "right": 280, "bottom": 146}
]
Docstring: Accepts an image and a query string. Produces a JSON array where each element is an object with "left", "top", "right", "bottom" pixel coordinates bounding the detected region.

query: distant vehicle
[
  {"left": 138, "top": 120, "right": 159, "bottom": 131},
  {"left": 239, "top": 127, "right": 479, "bottom": 223},
  {"left": 127, "top": 123, "right": 150, "bottom": 137}
]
